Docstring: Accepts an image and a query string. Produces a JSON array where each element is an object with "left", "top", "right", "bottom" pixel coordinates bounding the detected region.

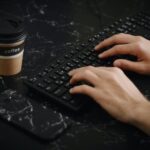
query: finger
[
  {"left": 97, "top": 66, "right": 117, "bottom": 71},
  {"left": 93, "top": 67, "right": 123, "bottom": 80},
  {"left": 69, "top": 85, "right": 97, "bottom": 99},
  {"left": 69, "top": 66, "right": 113, "bottom": 78},
  {"left": 113, "top": 59, "right": 144, "bottom": 74},
  {"left": 68, "top": 66, "right": 95, "bottom": 76},
  {"left": 94, "top": 33, "right": 136, "bottom": 51},
  {"left": 69, "top": 66, "right": 113, "bottom": 84},
  {"left": 98, "top": 44, "right": 136, "bottom": 58},
  {"left": 70, "top": 70, "right": 99, "bottom": 86}
]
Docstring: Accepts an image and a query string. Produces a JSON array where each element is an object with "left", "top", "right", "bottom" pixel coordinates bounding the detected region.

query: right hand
[
  {"left": 69, "top": 66, "right": 150, "bottom": 135},
  {"left": 94, "top": 33, "right": 150, "bottom": 75}
]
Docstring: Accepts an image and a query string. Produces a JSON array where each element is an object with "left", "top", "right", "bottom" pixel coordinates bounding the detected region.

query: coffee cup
[{"left": 0, "top": 11, "right": 27, "bottom": 76}]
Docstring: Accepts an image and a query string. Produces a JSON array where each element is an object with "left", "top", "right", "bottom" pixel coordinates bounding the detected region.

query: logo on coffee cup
[{"left": 0, "top": 43, "right": 24, "bottom": 56}]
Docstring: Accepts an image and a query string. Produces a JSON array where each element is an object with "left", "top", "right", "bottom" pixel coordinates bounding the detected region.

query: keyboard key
[
  {"left": 28, "top": 77, "right": 37, "bottom": 83},
  {"left": 72, "top": 58, "right": 80, "bottom": 63},
  {"left": 62, "top": 93, "right": 72, "bottom": 101},
  {"left": 54, "top": 87, "right": 67, "bottom": 96},
  {"left": 88, "top": 56, "right": 96, "bottom": 61},
  {"left": 37, "top": 82, "right": 46, "bottom": 88},
  {"left": 83, "top": 60, "right": 91, "bottom": 65},
  {"left": 44, "top": 67, "right": 53, "bottom": 73},
  {"left": 75, "top": 47, "right": 80, "bottom": 51},
  {"left": 117, "top": 28, "right": 124, "bottom": 32},
  {"left": 67, "top": 62, "right": 76, "bottom": 67},
  {"left": 64, "top": 82, "right": 71, "bottom": 89},
  {"left": 78, "top": 54, "right": 86, "bottom": 60},
  {"left": 38, "top": 71, "right": 47, "bottom": 77},
  {"left": 61, "top": 75, "right": 69, "bottom": 81},
  {"left": 81, "top": 43, "right": 86, "bottom": 47},
  {"left": 70, "top": 50, "right": 76, "bottom": 55},
  {"left": 55, "top": 80, "right": 64, "bottom": 85},
  {"left": 84, "top": 51, "right": 92, "bottom": 57},
  {"left": 76, "top": 64, "right": 85, "bottom": 68},
  {"left": 88, "top": 38, "right": 95, "bottom": 42},
  {"left": 55, "top": 69, "right": 65, "bottom": 75},
  {"left": 49, "top": 73, "right": 59, "bottom": 80},
  {"left": 45, "top": 84, "right": 58, "bottom": 92},
  {"left": 44, "top": 78, "right": 52, "bottom": 84},
  {"left": 62, "top": 66, "right": 71, "bottom": 71},
  {"left": 64, "top": 54, "right": 71, "bottom": 58},
  {"left": 56, "top": 59, "right": 64, "bottom": 64},
  {"left": 51, "top": 63, "right": 58, "bottom": 68},
  {"left": 94, "top": 34, "right": 100, "bottom": 39}
]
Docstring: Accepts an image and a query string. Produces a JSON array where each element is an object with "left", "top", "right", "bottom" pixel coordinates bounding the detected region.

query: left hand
[{"left": 94, "top": 33, "right": 150, "bottom": 75}]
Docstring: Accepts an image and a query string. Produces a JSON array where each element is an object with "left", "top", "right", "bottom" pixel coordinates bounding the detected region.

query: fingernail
[
  {"left": 68, "top": 71, "right": 73, "bottom": 76},
  {"left": 69, "top": 79, "right": 73, "bottom": 84},
  {"left": 114, "top": 61, "right": 121, "bottom": 67},
  {"left": 94, "top": 45, "right": 98, "bottom": 50},
  {"left": 69, "top": 88, "right": 73, "bottom": 93},
  {"left": 98, "top": 54, "right": 104, "bottom": 58}
]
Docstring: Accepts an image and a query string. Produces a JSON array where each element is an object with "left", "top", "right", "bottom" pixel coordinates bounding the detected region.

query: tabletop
[{"left": 0, "top": 0, "right": 150, "bottom": 150}]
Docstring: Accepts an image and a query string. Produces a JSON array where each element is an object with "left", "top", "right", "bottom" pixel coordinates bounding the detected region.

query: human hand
[
  {"left": 69, "top": 66, "right": 147, "bottom": 123},
  {"left": 69, "top": 66, "right": 150, "bottom": 135},
  {"left": 95, "top": 33, "right": 150, "bottom": 75}
]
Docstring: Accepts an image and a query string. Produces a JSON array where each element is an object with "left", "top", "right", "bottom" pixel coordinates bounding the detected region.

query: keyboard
[{"left": 24, "top": 12, "right": 150, "bottom": 111}]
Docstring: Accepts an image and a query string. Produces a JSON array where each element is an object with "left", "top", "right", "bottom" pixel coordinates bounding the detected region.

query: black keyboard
[{"left": 24, "top": 12, "right": 150, "bottom": 111}]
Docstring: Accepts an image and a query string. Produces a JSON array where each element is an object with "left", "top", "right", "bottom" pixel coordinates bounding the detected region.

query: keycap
[
  {"left": 44, "top": 67, "right": 52, "bottom": 73},
  {"left": 62, "top": 93, "right": 72, "bottom": 101},
  {"left": 38, "top": 82, "right": 46, "bottom": 88},
  {"left": 51, "top": 63, "right": 58, "bottom": 68},
  {"left": 49, "top": 73, "right": 59, "bottom": 80},
  {"left": 44, "top": 78, "right": 52, "bottom": 84},
  {"left": 54, "top": 87, "right": 67, "bottom": 96},
  {"left": 55, "top": 69, "right": 65, "bottom": 75},
  {"left": 45, "top": 84, "right": 58, "bottom": 92},
  {"left": 38, "top": 71, "right": 47, "bottom": 77},
  {"left": 29, "top": 77, "right": 37, "bottom": 83},
  {"left": 55, "top": 80, "right": 64, "bottom": 85}
]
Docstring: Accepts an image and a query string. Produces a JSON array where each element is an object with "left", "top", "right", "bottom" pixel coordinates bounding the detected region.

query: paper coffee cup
[{"left": 0, "top": 11, "right": 27, "bottom": 76}]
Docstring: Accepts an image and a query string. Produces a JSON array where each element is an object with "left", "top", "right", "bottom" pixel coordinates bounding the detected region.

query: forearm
[{"left": 131, "top": 100, "right": 150, "bottom": 135}]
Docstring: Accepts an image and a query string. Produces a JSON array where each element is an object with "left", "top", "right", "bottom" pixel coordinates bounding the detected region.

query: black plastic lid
[{"left": 0, "top": 11, "right": 27, "bottom": 44}]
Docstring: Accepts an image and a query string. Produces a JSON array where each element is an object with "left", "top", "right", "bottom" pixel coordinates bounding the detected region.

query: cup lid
[{"left": 0, "top": 11, "right": 27, "bottom": 43}]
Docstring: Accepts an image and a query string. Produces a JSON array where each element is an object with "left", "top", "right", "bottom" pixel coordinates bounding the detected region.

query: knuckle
[
  {"left": 83, "top": 66, "right": 95, "bottom": 75},
  {"left": 83, "top": 69, "right": 92, "bottom": 76},
  {"left": 118, "top": 33, "right": 125, "bottom": 37},
  {"left": 111, "top": 67, "right": 122, "bottom": 73},
  {"left": 73, "top": 74, "right": 79, "bottom": 80},
  {"left": 113, "top": 35, "right": 118, "bottom": 41},
  {"left": 81, "top": 85, "right": 88, "bottom": 92},
  {"left": 135, "top": 42, "right": 143, "bottom": 50},
  {"left": 139, "top": 65, "right": 148, "bottom": 74},
  {"left": 113, "top": 33, "right": 125, "bottom": 41},
  {"left": 86, "top": 66, "right": 94, "bottom": 70},
  {"left": 104, "top": 67, "right": 123, "bottom": 80},
  {"left": 113, "top": 45, "right": 120, "bottom": 52},
  {"left": 136, "top": 36, "right": 144, "bottom": 42}
]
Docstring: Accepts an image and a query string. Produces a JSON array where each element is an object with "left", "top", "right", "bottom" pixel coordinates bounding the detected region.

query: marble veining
[{"left": 0, "top": 0, "right": 150, "bottom": 149}]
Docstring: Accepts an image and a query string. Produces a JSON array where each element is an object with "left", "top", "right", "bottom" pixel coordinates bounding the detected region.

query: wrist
[{"left": 130, "top": 99, "right": 150, "bottom": 135}]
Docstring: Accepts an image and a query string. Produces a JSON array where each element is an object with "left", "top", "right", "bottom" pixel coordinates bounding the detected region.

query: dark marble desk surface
[{"left": 0, "top": 0, "right": 150, "bottom": 150}]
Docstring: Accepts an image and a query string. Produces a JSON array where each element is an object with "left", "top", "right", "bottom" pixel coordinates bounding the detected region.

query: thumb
[{"left": 113, "top": 59, "right": 142, "bottom": 73}]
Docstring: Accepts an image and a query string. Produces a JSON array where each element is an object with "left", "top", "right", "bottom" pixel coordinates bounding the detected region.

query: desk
[{"left": 0, "top": 0, "right": 150, "bottom": 149}]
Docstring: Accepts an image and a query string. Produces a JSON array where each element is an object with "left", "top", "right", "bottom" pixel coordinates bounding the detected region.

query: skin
[{"left": 69, "top": 33, "right": 150, "bottom": 135}]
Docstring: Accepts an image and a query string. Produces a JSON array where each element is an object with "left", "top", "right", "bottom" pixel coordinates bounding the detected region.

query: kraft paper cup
[{"left": 0, "top": 11, "right": 27, "bottom": 76}]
